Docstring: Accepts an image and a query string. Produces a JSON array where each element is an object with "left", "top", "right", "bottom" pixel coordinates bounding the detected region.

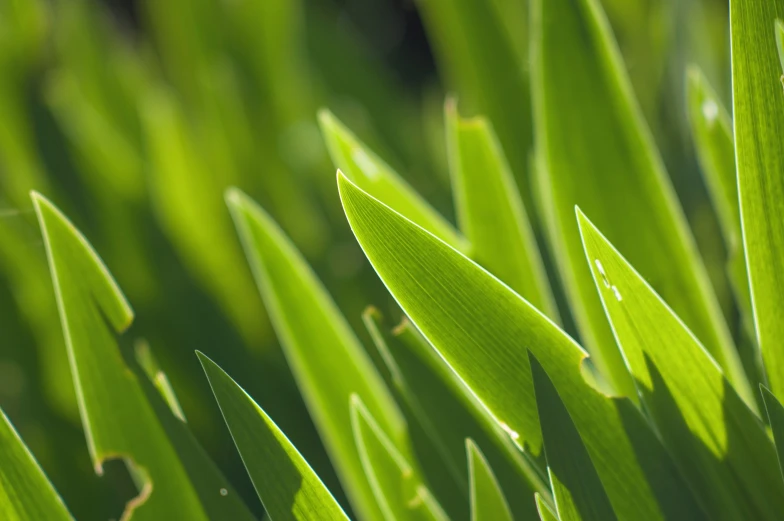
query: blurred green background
[{"left": 0, "top": 0, "right": 737, "bottom": 518}]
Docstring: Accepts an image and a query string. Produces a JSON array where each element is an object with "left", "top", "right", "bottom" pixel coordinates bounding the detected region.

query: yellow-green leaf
[
  {"left": 577, "top": 209, "right": 783, "bottom": 520},
  {"left": 466, "top": 439, "right": 513, "bottom": 521},
  {"left": 198, "top": 352, "right": 348, "bottom": 521},
  {"left": 761, "top": 386, "right": 784, "bottom": 483},
  {"left": 536, "top": 494, "right": 559, "bottom": 521}
]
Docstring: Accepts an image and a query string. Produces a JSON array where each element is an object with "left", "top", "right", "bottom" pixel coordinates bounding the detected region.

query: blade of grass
[
  {"left": 0, "top": 408, "right": 73, "bottom": 520},
  {"left": 536, "top": 494, "right": 559, "bottom": 521},
  {"left": 577, "top": 209, "right": 783, "bottom": 520},
  {"left": 530, "top": 0, "right": 750, "bottom": 404},
  {"left": 466, "top": 439, "right": 513, "bottom": 521},
  {"left": 227, "top": 188, "right": 405, "bottom": 521},
  {"left": 338, "top": 173, "right": 707, "bottom": 520},
  {"left": 530, "top": 354, "right": 616, "bottom": 521},
  {"left": 363, "top": 308, "right": 545, "bottom": 520},
  {"left": 33, "top": 192, "right": 209, "bottom": 520},
  {"left": 350, "top": 395, "right": 448, "bottom": 521},
  {"left": 731, "top": 0, "right": 784, "bottom": 399},
  {"left": 445, "top": 99, "right": 558, "bottom": 320},
  {"left": 198, "top": 352, "right": 348, "bottom": 521},
  {"left": 761, "top": 387, "right": 784, "bottom": 482}
]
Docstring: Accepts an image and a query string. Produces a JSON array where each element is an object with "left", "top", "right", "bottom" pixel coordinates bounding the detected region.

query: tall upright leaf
[
  {"left": 761, "top": 387, "right": 784, "bottom": 482},
  {"left": 199, "top": 353, "right": 348, "bottom": 521},
  {"left": 731, "top": 0, "right": 784, "bottom": 399},
  {"left": 350, "top": 395, "right": 447, "bottom": 521},
  {"left": 227, "top": 188, "right": 405, "bottom": 521},
  {"left": 33, "top": 192, "right": 208, "bottom": 520},
  {"left": 445, "top": 100, "right": 557, "bottom": 320},
  {"left": 530, "top": 0, "right": 749, "bottom": 403},
  {"left": 536, "top": 494, "right": 559, "bottom": 521},
  {"left": 466, "top": 439, "right": 513, "bottom": 521},
  {"left": 577, "top": 209, "right": 783, "bottom": 520},
  {"left": 338, "top": 173, "right": 706, "bottom": 520},
  {"left": 530, "top": 355, "right": 616, "bottom": 521},
  {"left": 0, "top": 408, "right": 73, "bottom": 521}
]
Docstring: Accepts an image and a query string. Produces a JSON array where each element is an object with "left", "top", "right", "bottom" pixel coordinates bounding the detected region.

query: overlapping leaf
[
  {"left": 530, "top": 0, "right": 749, "bottom": 404},
  {"left": 338, "top": 173, "right": 706, "bottom": 520},
  {"left": 466, "top": 439, "right": 513, "bottom": 521},
  {"left": 761, "top": 387, "right": 784, "bottom": 482}
]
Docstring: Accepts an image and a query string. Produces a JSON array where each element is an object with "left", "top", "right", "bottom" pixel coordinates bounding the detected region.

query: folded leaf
[
  {"left": 198, "top": 353, "right": 348, "bottom": 521},
  {"left": 319, "top": 109, "right": 465, "bottom": 251},
  {"left": 227, "top": 188, "right": 405, "bottom": 521},
  {"left": 466, "top": 439, "right": 513, "bottom": 521},
  {"left": 445, "top": 99, "right": 557, "bottom": 320},
  {"left": 338, "top": 173, "right": 706, "bottom": 520},
  {"left": 350, "top": 395, "right": 448, "bottom": 521},
  {"left": 530, "top": 0, "right": 748, "bottom": 403},
  {"left": 0, "top": 408, "right": 73, "bottom": 521},
  {"left": 530, "top": 354, "right": 615, "bottom": 521},
  {"left": 761, "top": 387, "right": 784, "bottom": 482},
  {"left": 33, "top": 192, "right": 209, "bottom": 520},
  {"left": 732, "top": 0, "right": 784, "bottom": 399},
  {"left": 577, "top": 209, "right": 783, "bottom": 520}
]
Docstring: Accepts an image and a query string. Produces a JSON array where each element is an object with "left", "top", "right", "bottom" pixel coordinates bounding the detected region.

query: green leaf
[
  {"left": 466, "top": 439, "right": 513, "bottom": 521},
  {"left": 732, "top": 0, "right": 784, "bottom": 399},
  {"left": 350, "top": 395, "right": 448, "bottom": 521},
  {"left": 530, "top": 0, "right": 749, "bottom": 404},
  {"left": 32, "top": 192, "right": 209, "bottom": 520},
  {"left": 338, "top": 173, "right": 706, "bottom": 521},
  {"left": 761, "top": 387, "right": 784, "bottom": 482},
  {"left": 198, "top": 352, "right": 348, "bottom": 521},
  {"left": 135, "top": 341, "right": 186, "bottom": 421},
  {"left": 318, "top": 109, "right": 465, "bottom": 251},
  {"left": 530, "top": 354, "right": 615, "bottom": 521},
  {"left": 363, "top": 308, "right": 545, "bottom": 520},
  {"left": 227, "top": 188, "right": 405, "bottom": 521},
  {"left": 776, "top": 20, "right": 784, "bottom": 74},
  {"left": 0, "top": 408, "right": 73, "bottom": 520},
  {"left": 685, "top": 67, "right": 752, "bottom": 326},
  {"left": 577, "top": 209, "right": 784, "bottom": 520},
  {"left": 535, "top": 494, "right": 559, "bottom": 521},
  {"left": 445, "top": 99, "right": 558, "bottom": 320}
]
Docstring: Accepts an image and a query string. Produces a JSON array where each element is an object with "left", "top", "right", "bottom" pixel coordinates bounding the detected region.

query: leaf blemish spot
[
  {"left": 219, "top": 488, "right": 228, "bottom": 496},
  {"left": 499, "top": 421, "right": 520, "bottom": 441},
  {"left": 611, "top": 285, "right": 623, "bottom": 302},
  {"left": 594, "top": 259, "right": 610, "bottom": 288}
]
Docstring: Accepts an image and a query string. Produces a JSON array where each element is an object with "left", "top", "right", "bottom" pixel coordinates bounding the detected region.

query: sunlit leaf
[
  {"left": 445, "top": 99, "right": 557, "bottom": 320},
  {"left": 227, "top": 188, "right": 405, "bottom": 521},
  {"left": 338, "top": 173, "right": 706, "bottom": 520},
  {"left": 536, "top": 494, "right": 559, "bottom": 521},
  {"left": 350, "top": 395, "right": 447, "bottom": 521},
  {"left": 0, "top": 408, "right": 73, "bottom": 521},
  {"left": 732, "top": 0, "right": 784, "bottom": 399},
  {"left": 577, "top": 209, "right": 783, "bottom": 520},
  {"left": 198, "top": 352, "right": 348, "bottom": 521},
  {"left": 466, "top": 439, "right": 513, "bottom": 521},
  {"left": 530, "top": 354, "right": 615, "bottom": 521},
  {"left": 530, "top": 0, "right": 749, "bottom": 403}
]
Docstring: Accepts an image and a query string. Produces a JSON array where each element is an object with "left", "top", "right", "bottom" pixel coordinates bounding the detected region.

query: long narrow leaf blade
[
  {"left": 338, "top": 173, "right": 706, "bottom": 520},
  {"left": 466, "top": 439, "right": 513, "bottom": 521},
  {"left": 731, "top": 0, "right": 784, "bottom": 399},
  {"left": 350, "top": 395, "right": 448, "bottom": 521},
  {"left": 445, "top": 100, "right": 557, "bottom": 320},
  {"left": 0, "top": 408, "right": 73, "bottom": 521},
  {"left": 762, "top": 386, "right": 784, "bottom": 482},
  {"left": 530, "top": 355, "right": 615, "bottom": 521},
  {"left": 530, "top": 0, "right": 749, "bottom": 403},
  {"left": 227, "top": 188, "right": 405, "bottom": 521},
  {"left": 198, "top": 353, "right": 348, "bottom": 521},
  {"left": 33, "top": 192, "right": 209, "bottom": 520},
  {"left": 536, "top": 494, "right": 559, "bottom": 521},
  {"left": 577, "top": 209, "right": 783, "bottom": 520}
]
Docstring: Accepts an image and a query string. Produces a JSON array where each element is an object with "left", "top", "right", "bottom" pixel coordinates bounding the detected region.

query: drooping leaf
[
  {"left": 338, "top": 173, "right": 706, "bottom": 520},
  {"left": 350, "top": 395, "right": 448, "bottom": 521},
  {"left": 530, "top": 354, "right": 615, "bottom": 521},
  {"left": 732, "top": 0, "right": 784, "bottom": 399},
  {"left": 318, "top": 109, "right": 465, "bottom": 251},
  {"left": 466, "top": 439, "right": 513, "bottom": 521},
  {"left": 685, "top": 67, "right": 752, "bottom": 326},
  {"left": 577, "top": 209, "right": 783, "bottom": 520},
  {"left": 33, "top": 192, "right": 209, "bottom": 520},
  {"left": 445, "top": 99, "right": 557, "bottom": 320},
  {"left": 0, "top": 408, "right": 73, "bottom": 521},
  {"left": 761, "top": 387, "right": 784, "bottom": 482},
  {"left": 198, "top": 352, "right": 348, "bottom": 521},
  {"left": 530, "top": 0, "right": 749, "bottom": 404},
  {"left": 363, "top": 308, "right": 545, "bottom": 520},
  {"left": 227, "top": 188, "right": 405, "bottom": 521},
  {"left": 535, "top": 494, "right": 559, "bottom": 521}
]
